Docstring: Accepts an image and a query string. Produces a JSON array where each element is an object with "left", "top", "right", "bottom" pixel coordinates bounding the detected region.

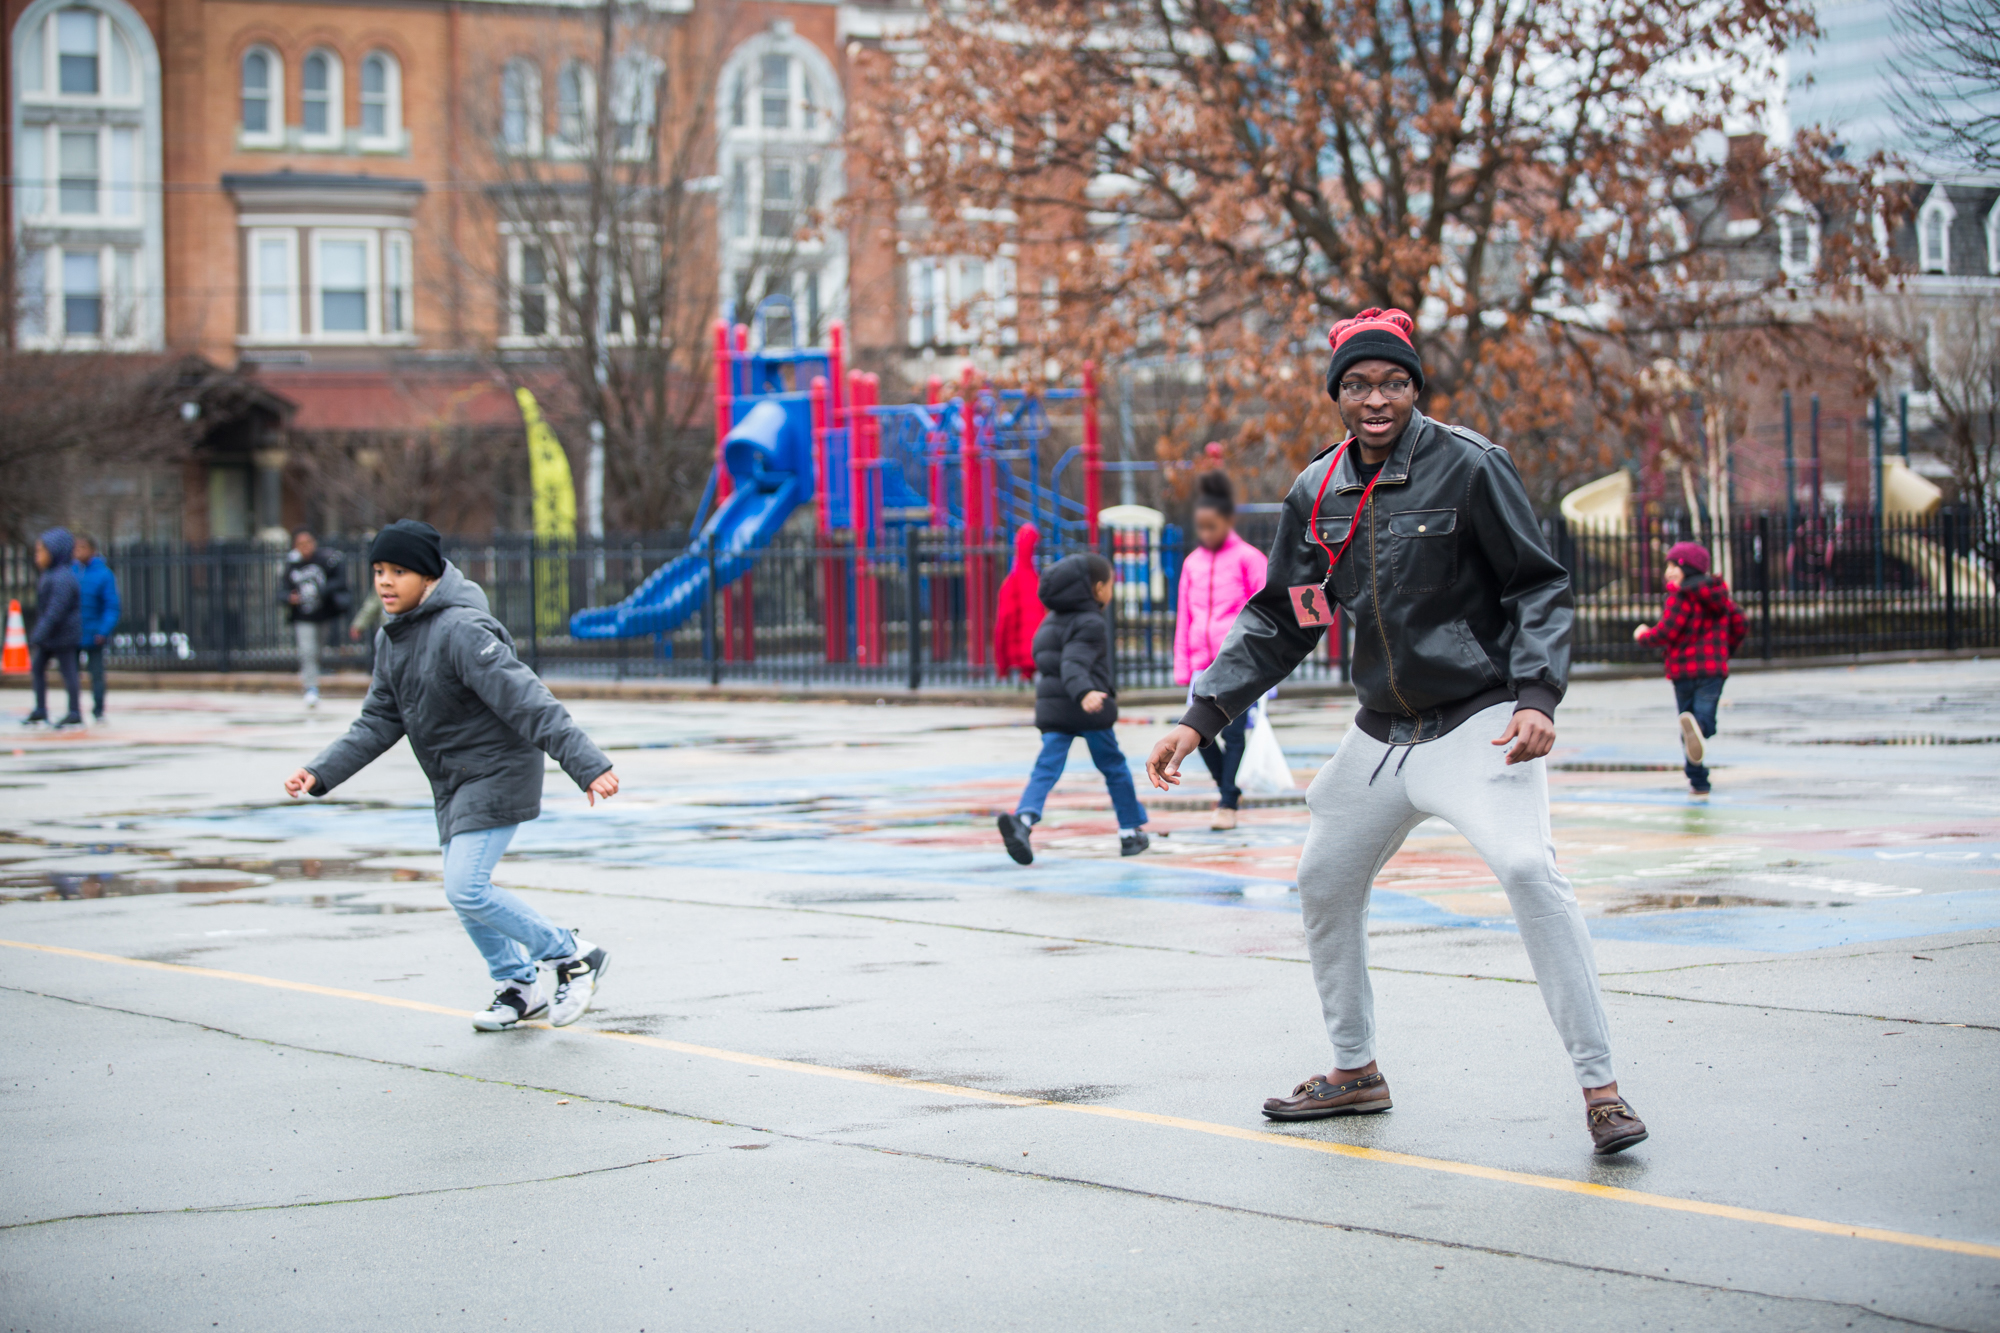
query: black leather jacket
[{"left": 1183, "top": 411, "right": 1572, "bottom": 744}]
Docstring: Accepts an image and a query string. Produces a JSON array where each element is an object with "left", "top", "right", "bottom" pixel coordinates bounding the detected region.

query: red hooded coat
[{"left": 994, "top": 524, "right": 1045, "bottom": 680}]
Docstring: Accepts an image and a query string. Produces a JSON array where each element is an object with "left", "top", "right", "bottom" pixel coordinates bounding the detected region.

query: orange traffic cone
[{"left": 2, "top": 600, "right": 27, "bottom": 674}]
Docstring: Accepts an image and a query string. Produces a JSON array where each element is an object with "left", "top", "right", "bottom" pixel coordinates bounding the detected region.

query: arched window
[
  {"left": 1775, "top": 204, "right": 1819, "bottom": 281},
  {"left": 300, "top": 48, "right": 342, "bottom": 147},
  {"left": 1917, "top": 189, "right": 1955, "bottom": 274},
  {"left": 13, "top": 0, "right": 162, "bottom": 348},
  {"left": 715, "top": 30, "right": 844, "bottom": 340},
  {"left": 501, "top": 59, "right": 541, "bottom": 154},
  {"left": 554, "top": 60, "right": 593, "bottom": 156},
  {"left": 359, "top": 51, "right": 400, "bottom": 150},
  {"left": 239, "top": 46, "right": 281, "bottom": 145},
  {"left": 612, "top": 54, "right": 661, "bottom": 159},
  {"left": 1987, "top": 202, "right": 2000, "bottom": 276}
]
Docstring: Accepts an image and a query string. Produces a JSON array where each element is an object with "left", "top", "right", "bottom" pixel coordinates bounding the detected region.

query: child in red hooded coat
[{"left": 994, "top": 524, "right": 1045, "bottom": 682}]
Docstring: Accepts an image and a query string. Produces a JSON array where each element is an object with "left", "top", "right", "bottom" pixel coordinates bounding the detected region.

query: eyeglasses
[{"left": 1336, "top": 378, "right": 1415, "bottom": 401}]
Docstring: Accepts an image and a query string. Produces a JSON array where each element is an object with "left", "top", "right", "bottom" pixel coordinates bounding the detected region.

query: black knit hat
[
  {"left": 368, "top": 520, "right": 445, "bottom": 579},
  {"left": 1324, "top": 307, "right": 1425, "bottom": 401}
]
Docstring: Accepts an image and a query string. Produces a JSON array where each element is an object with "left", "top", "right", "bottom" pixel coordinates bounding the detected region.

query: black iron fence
[{"left": 4, "top": 506, "right": 1992, "bottom": 688}]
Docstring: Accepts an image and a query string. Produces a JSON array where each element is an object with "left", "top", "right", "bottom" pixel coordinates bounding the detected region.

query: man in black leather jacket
[{"left": 1144, "top": 308, "right": 1647, "bottom": 1156}]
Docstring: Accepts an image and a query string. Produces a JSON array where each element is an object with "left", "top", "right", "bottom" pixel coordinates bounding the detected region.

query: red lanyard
[{"left": 1307, "top": 438, "right": 1384, "bottom": 590}]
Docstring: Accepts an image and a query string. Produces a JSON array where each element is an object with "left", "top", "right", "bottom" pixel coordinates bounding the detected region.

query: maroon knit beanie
[{"left": 1665, "top": 541, "right": 1711, "bottom": 575}]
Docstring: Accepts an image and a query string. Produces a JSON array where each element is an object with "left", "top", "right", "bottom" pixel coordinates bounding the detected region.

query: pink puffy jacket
[{"left": 1174, "top": 530, "right": 1267, "bottom": 685}]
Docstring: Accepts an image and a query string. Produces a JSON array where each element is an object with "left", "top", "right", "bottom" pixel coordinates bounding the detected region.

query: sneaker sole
[
  {"left": 472, "top": 1000, "right": 549, "bottom": 1032},
  {"left": 1678, "top": 713, "right": 1704, "bottom": 764},
  {"left": 550, "top": 955, "right": 608, "bottom": 1028}
]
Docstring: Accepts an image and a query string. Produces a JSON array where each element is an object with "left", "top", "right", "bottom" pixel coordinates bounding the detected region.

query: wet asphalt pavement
[{"left": 2, "top": 661, "right": 1997, "bottom": 1331}]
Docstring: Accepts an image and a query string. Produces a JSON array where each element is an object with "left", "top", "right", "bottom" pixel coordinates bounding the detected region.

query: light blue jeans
[{"left": 442, "top": 824, "right": 575, "bottom": 985}]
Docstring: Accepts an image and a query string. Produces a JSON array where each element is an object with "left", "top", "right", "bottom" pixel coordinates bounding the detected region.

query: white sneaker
[
  {"left": 472, "top": 978, "right": 547, "bottom": 1031},
  {"left": 1677, "top": 712, "right": 1704, "bottom": 764},
  {"left": 303, "top": 689, "right": 320, "bottom": 710},
  {"left": 549, "top": 936, "right": 608, "bottom": 1027}
]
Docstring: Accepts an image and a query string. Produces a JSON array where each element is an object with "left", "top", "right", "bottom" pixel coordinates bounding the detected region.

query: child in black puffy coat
[{"left": 997, "top": 553, "right": 1150, "bottom": 864}]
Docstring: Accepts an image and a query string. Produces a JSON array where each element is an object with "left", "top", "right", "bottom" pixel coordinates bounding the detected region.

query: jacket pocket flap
[
  {"left": 1312, "top": 516, "right": 1354, "bottom": 544},
  {"left": 1388, "top": 509, "right": 1457, "bottom": 537}
]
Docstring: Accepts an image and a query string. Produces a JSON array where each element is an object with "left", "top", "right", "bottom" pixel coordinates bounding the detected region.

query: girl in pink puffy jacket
[{"left": 1174, "top": 469, "right": 1268, "bottom": 829}]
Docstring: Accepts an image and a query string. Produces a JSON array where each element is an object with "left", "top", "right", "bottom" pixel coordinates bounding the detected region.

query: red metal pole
[
  {"left": 1082, "top": 360, "right": 1103, "bottom": 548},
  {"left": 961, "top": 366, "right": 988, "bottom": 668},
  {"left": 811, "top": 375, "right": 838, "bottom": 663}
]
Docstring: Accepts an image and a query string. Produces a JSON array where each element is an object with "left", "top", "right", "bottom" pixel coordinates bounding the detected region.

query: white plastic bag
[{"left": 1236, "top": 704, "right": 1297, "bottom": 795}]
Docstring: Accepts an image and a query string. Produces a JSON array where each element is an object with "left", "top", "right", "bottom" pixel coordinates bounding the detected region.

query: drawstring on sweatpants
[{"left": 1367, "top": 741, "right": 1418, "bottom": 785}]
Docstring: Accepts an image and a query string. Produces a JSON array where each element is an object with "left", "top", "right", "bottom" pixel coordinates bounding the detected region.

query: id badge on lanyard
[{"left": 1289, "top": 439, "right": 1381, "bottom": 628}]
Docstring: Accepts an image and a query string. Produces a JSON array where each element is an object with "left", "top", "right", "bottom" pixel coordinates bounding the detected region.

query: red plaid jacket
[{"left": 1637, "top": 575, "right": 1747, "bottom": 679}]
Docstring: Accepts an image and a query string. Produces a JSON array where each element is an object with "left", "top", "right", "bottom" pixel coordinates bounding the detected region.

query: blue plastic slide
[{"left": 569, "top": 396, "right": 812, "bottom": 640}]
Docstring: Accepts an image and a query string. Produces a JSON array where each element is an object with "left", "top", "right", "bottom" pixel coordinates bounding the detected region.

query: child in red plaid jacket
[{"left": 1634, "top": 541, "right": 1746, "bottom": 795}]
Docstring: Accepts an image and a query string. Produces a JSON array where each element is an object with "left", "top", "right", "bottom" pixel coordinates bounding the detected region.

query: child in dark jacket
[
  {"left": 22, "top": 528, "right": 83, "bottom": 728},
  {"left": 282, "top": 520, "right": 621, "bottom": 1032},
  {"left": 73, "top": 534, "right": 120, "bottom": 722},
  {"left": 1634, "top": 540, "right": 1747, "bottom": 795},
  {"left": 997, "top": 553, "right": 1150, "bottom": 864}
]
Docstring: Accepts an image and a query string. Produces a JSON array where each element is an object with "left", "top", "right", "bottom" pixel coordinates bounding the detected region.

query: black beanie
[
  {"left": 368, "top": 520, "right": 445, "bottom": 579},
  {"left": 1324, "top": 308, "right": 1424, "bottom": 401}
]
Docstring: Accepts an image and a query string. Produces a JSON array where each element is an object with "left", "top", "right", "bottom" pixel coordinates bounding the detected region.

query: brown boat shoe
[
  {"left": 1586, "top": 1096, "right": 1649, "bottom": 1155},
  {"left": 1261, "top": 1070, "right": 1393, "bottom": 1121}
]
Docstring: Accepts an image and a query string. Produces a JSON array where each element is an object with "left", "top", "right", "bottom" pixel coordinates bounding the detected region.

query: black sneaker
[
  {"left": 997, "top": 813, "right": 1035, "bottom": 865},
  {"left": 52, "top": 713, "right": 84, "bottom": 730},
  {"left": 549, "top": 937, "right": 608, "bottom": 1027},
  {"left": 20, "top": 710, "right": 47, "bottom": 727},
  {"left": 472, "top": 978, "right": 548, "bottom": 1031},
  {"left": 1120, "top": 830, "right": 1150, "bottom": 857}
]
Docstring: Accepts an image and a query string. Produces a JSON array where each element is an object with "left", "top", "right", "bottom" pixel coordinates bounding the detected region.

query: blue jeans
[
  {"left": 1017, "top": 729, "right": 1148, "bottom": 830},
  {"left": 1674, "top": 675, "right": 1725, "bottom": 791},
  {"left": 442, "top": 824, "right": 576, "bottom": 984},
  {"left": 1198, "top": 711, "right": 1249, "bottom": 810},
  {"left": 82, "top": 643, "right": 106, "bottom": 716}
]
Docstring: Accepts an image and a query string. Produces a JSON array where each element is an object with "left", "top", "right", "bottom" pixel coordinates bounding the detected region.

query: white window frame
[
  {"left": 245, "top": 227, "right": 299, "bottom": 340},
  {"left": 1774, "top": 199, "right": 1820, "bottom": 283},
  {"left": 383, "top": 229, "right": 414, "bottom": 335},
  {"left": 1986, "top": 199, "right": 2000, "bottom": 276},
  {"left": 552, "top": 61, "right": 594, "bottom": 159},
  {"left": 238, "top": 43, "right": 283, "bottom": 148},
  {"left": 500, "top": 58, "right": 543, "bottom": 156},
  {"left": 54, "top": 123, "right": 101, "bottom": 218},
  {"left": 20, "top": 6, "right": 139, "bottom": 106},
  {"left": 503, "top": 231, "right": 566, "bottom": 344},
  {"left": 1917, "top": 190, "right": 1955, "bottom": 275},
  {"left": 299, "top": 47, "right": 344, "bottom": 150},
  {"left": 18, "top": 242, "right": 137, "bottom": 347},
  {"left": 309, "top": 228, "right": 380, "bottom": 340},
  {"left": 358, "top": 50, "right": 402, "bottom": 152}
]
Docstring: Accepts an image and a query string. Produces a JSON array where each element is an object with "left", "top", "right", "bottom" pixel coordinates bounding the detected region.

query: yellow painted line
[{"left": 6, "top": 936, "right": 1997, "bottom": 1261}]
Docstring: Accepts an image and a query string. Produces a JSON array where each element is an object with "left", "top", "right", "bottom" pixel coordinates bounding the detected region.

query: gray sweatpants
[
  {"left": 295, "top": 620, "right": 322, "bottom": 693},
  {"left": 1297, "top": 702, "right": 1616, "bottom": 1087}
]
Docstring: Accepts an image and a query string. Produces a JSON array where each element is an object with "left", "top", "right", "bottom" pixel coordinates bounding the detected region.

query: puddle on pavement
[
  {"left": 1599, "top": 892, "right": 1800, "bottom": 915},
  {"left": 1, "top": 869, "right": 271, "bottom": 901},
  {"left": 195, "top": 892, "right": 444, "bottom": 914},
  {"left": 1790, "top": 734, "right": 2000, "bottom": 746},
  {"left": 0, "top": 839, "right": 438, "bottom": 903}
]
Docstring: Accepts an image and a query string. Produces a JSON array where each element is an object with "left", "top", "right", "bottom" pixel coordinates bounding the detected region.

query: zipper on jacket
[{"left": 1366, "top": 490, "right": 1416, "bottom": 718}]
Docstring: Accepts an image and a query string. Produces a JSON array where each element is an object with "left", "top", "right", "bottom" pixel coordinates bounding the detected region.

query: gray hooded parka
[{"left": 305, "top": 563, "right": 611, "bottom": 843}]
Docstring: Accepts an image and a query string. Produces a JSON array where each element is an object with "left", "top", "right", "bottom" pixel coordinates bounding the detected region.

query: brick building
[{"left": 5, "top": 0, "right": 929, "bottom": 542}]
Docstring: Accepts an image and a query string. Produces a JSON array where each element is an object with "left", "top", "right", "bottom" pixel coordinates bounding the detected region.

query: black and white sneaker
[
  {"left": 549, "top": 936, "right": 608, "bottom": 1027},
  {"left": 997, "top": 813, "right": 1035, "bottom": 865},
  {"left": 472, "top": 978, "right": 548, "bottom": 1031},
  {"left": 1120, "top": 830, "right": 1151, "bottom": 857}
]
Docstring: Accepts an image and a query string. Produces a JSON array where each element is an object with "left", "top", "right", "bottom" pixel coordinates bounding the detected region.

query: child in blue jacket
[
  {"left": 22, "top": 528, "right": 83, "bottom": 728},
  {"left": 73, "top": 534, "right": 120, "bottom": 722}
]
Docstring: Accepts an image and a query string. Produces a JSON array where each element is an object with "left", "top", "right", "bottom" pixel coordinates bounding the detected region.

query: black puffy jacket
[
  {"left": 1032, "top": 555, "right": 1117, "bottom": 733},
  {"left": 1184, "top": 411, "right": 1572, "bottom": 744}
]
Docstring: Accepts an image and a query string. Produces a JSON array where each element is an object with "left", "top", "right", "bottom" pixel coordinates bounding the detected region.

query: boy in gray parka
[{"left": 283, "top": 520, "right": 621, "bottom": 1031}]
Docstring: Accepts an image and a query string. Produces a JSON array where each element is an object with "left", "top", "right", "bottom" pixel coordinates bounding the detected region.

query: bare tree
[
  {"left": 1889, "top": 0, "right": 2000, "bottom": 174},
  {"left": 1893, "top": 292, "right": 2000, "bottom": 518},
  {"left": 460, "top": 1, "right": 729, "bottom": 534}
]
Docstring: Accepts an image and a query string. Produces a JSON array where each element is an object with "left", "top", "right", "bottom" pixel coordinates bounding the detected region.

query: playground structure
[{"left": 569, "top": 312, "right": 1110, "bottom": 667}]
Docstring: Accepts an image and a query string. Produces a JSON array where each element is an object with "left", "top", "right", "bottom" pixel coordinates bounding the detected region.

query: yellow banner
[{"left": 516, "top": 388, "right": 575, "bottom": 636}]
